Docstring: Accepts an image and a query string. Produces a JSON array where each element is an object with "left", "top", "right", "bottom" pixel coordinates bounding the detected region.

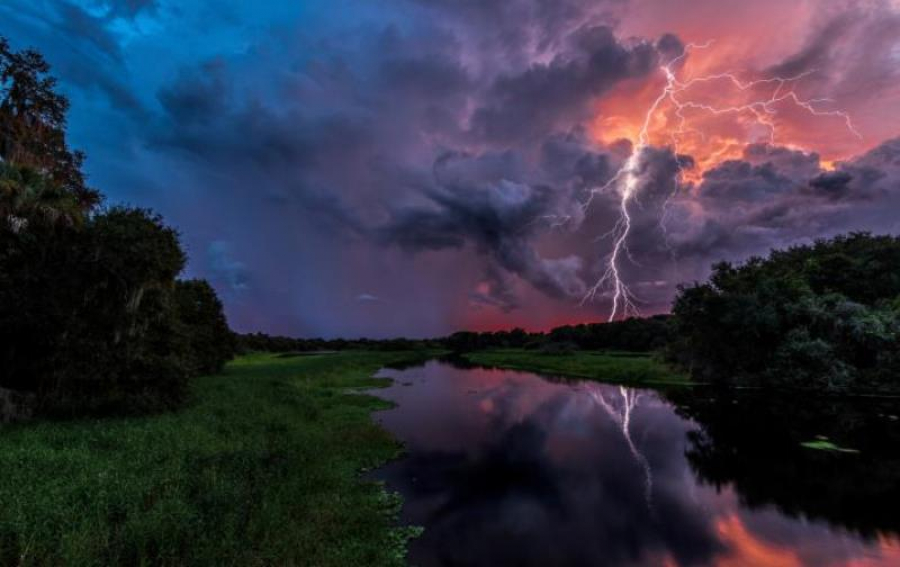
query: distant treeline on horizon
[{"left": 235, "top": 314, "right": 673, "bottom": 355}]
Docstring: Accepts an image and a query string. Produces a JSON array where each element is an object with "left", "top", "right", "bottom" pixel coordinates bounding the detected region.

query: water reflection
[
  {"left": 668, "top": 389, "right": 900, "bottom": 539},
  {"left": 371, "top": 360, "right": 900, "bottom": 566},
  {"left": 582, "top": 384, "right": 655, "bottom": 512}
]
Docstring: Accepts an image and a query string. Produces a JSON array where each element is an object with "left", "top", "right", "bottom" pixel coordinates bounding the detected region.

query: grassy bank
[
  {"left": 0, "top": 351, "right": 432, "bottom": 566},
  {"left": 463, "top": 349, "right": 691, "bottom": 386}
]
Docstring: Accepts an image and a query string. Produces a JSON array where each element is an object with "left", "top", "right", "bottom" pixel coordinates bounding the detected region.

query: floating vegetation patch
[{"left": 800, "top": 436, "right": 860, "bottom": 454}]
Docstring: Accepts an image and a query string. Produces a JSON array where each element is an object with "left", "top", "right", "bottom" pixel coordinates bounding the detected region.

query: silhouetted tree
[
  {"left": 174, "top": 279, "right": 235, "bottom": 375},
  {"left": 0, "top": 37, "right": 98, "bottom": 208}
]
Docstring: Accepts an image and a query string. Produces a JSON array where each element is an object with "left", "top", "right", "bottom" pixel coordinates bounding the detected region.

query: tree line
[
  {"left": 440, "top": 315, "right": 672, "bottom": 354},
  {"left": 235, "top": 315, "right": 671, "bottom": 354},
  {"left": 0, "top": 37, "right": 234, "bottom": 417},
  {"left": 669, "top": 232, "right": 900, "bottom": 393},
  {"left": 234, "top": 333, "right": 442, "bottom": 353},
  {"left": 236, "top": 315, "right": 673, "bottom": 357}
]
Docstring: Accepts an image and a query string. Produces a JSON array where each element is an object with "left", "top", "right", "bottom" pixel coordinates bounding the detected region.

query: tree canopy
[
  {"left": 669, "top": 233, "right": 900, "bottom": 392},
  {"left": 0, "top": 37, "right": 98, "bottom": 209}
]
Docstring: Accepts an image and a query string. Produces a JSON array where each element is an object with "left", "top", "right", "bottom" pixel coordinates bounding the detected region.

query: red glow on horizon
[{"left": 461, "top": 308, "right": 669, "bottom": 334}]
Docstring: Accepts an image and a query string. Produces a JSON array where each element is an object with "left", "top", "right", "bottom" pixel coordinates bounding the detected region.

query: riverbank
[
  {"left": 462, "top": 349, "right": 691, "bottom": 386},
  {"left": 0, "top": 351, "right": 433, "bottom": 566}
]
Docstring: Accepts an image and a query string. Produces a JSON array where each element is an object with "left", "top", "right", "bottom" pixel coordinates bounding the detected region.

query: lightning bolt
[{"left": 583, "top": 40, "right": 861, "bottom": 322}]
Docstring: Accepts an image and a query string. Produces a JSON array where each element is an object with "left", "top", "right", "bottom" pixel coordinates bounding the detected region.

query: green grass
[
  {"left": 0, "top": 351, "right": 434, "bottom": 566},
  {"left": 462, "top": 349, "right": 691, "bottom": 386}
]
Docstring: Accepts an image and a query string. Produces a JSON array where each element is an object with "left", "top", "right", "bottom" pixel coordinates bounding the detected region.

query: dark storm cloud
[
  {"left": 468, "top": 265, "right": 522, "bottom": 312},
  {"left": 840, "top": 137, "right": 900, "bottom": 192},
  {"left": 142, "top": 3, "right": 660, "bottom": 318},
  {"left": 654, "top": 33, "right": 685, "bottom": 62},
  {"left": 470, "top": 26, "right": 658, "bottom": 143},
  {"left": 152, "top": 58, "right": 379, "bottom": 235},
  {"left": 586, "top": 145, "right": 686, "bottom": 304},
  {"left": 664, "top": 138, "right": 900, "bottom": 274},
  {"left": 380, "top": 151, "right": 587, "bottom": 300},
  {"left": 541, "top": 129, "right": 616, "bottom": 190},
  {"left": 4, "top": 0, "right": 678, "bottom": 332},
  {"left": 806, "top": 170, "right": 854, "bottom": 200},
  {"left": 700, "top": 160, "right": 796, "bottom": 204},
  {"left": 765, "top": 1, "right": 900, "bottom": 103},
  {"left": 741, "top": 144, "right": 821, "bottom": 180},
  {"left": 156, "top": 60, "right": 232, "bottom": 125},
  {"left": 410, "top": 0, "right": 627, "bottom": 59},
  {"left": 103, "top": 0, "right": 160, "bottom": 19},
  {"left": 0, "top": 1, "right": 144, "bottom": 114},
  {"left": 696, "top": 140, "right": 900, "bottom": 225},
  {"left": 694, "top": 145, "right": 822, "bottom": 213}
]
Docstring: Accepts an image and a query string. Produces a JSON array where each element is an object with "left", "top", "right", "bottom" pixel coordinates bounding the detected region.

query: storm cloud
[
  {"left": 3, "top": 0, "right": 899, "bottom": 336},
  {"left": 379, "top": 151, "right": 587, "bottom": 300}
]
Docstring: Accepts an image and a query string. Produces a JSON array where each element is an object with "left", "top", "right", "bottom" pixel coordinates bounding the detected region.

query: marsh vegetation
[{"left": 0, "top": 352, "right": 431, "bottom": 565}]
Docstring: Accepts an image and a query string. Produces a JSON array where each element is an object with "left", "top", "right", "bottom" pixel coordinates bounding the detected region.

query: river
[{"left": 371, "top": 359, "right": 900, "bottom": 567}]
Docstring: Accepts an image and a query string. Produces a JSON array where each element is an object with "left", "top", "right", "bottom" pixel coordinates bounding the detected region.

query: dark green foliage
[
  {"left": 444, "top": 331, "right": 485, "bottom": 352},
  {"left": 0, "top": 37, "right": 98, "bottom": 208},
  {"left": 669, "top": 233, "right": 900, "bottom": 392},
  {"left": 0, "top": 162, "right": 85, "bottom": 229},
  {"left": 235, "top": 332, "right": 442, "bottom": 353},
  {"left": 173, "top": 280, "right": 235, "bottom": 375},
  {"left": 546, "top": 315, "right": 672, "bottom": 351},
  {"left": 0, "top": 37, "right": 234, "bottom": 416},
  {"left": 537, "top": 341, "right": 578, "bottom": 355},
  {"left": 0, "top": 199, "right": 197, "bottom": 415},
  {"left": 0, "top": 165, "right": 97, "bottom": 397},
  {"left": 444, "top": 316, "right": 672, "bottom": 353},
  {"left": 49, "top": 207, "right": 189, "bottom": 415}
]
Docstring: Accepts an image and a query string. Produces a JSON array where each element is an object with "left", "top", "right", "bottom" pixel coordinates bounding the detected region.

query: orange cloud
[
  {"left": 590, "top": 40, "right": 867, "bottom": 184},
  {"left": 588, "top": 0, "right": 900, "bottom": 186}
]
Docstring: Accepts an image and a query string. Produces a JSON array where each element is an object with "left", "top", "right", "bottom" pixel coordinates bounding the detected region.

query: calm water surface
[{"left": 371, "top": 360, "right": 900, "bottom": 567}]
